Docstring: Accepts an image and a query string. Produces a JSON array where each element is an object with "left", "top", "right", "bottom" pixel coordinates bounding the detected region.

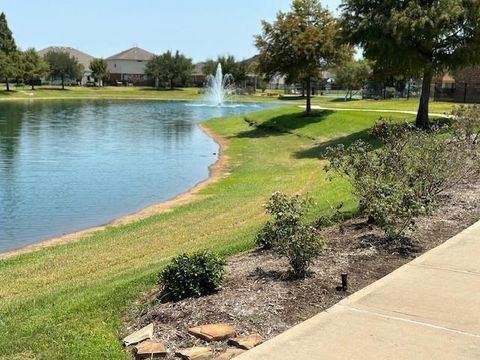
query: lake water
[{"left": 0, "top": 100, "right": 277, "bottom": 253}]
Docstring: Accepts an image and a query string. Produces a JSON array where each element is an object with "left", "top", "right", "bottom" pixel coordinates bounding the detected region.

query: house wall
[
  {"left": 107, "top": 60, "right": 148, "bottom": 76},
  {"left": 453, "top": 66, "right": 480, "bottom": 103}
]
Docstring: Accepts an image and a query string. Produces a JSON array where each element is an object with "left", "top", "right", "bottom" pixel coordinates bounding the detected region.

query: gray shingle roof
[
  {"left": 106, "top": 47, "right": 154, "bottom": 61},
  {"left": 38, "top": 46, "right": 94, "bottom": 70}
]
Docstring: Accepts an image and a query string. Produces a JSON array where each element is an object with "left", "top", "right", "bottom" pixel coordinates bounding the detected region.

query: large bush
[
  {"left": 325, "top": 117, "right": 480, "bottom": 240},
  {"left": 256, "top": 192, "right": 324, "bottom": 278},
  {"left": 159, "top": 251, "right": 226, "bottom": 302}
]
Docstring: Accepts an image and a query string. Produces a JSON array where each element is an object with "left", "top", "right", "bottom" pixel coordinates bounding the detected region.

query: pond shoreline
[{"left": 0, "top": 123, "right": 229, "bottom": 260}]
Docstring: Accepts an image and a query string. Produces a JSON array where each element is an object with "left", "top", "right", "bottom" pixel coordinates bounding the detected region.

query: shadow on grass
[
  {"left": 294, "top": 129, "right": 382, "bottom": 159},
  {"left": 139, "top": 87, "right": 188, "bottom": 92},
  {"left": 235, "top": 110, "right": 334, "bottom": 139}
]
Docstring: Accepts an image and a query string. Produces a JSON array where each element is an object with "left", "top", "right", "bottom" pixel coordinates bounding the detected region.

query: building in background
[
  {"left": 106, "top": 47, "right": 154, "bottom": 85},
  {"left": 38, "top": 46, "right": 94, "bottom": 85}
]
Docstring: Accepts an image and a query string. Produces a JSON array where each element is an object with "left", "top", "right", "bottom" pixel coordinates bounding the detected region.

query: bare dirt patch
[{"left": 123, "top": 178, "right": 480, "bottom": 358}]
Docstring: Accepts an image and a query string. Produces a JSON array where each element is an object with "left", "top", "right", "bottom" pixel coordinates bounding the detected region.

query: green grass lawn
[
  {"left": 0, "top": 106, "right": 418, "bottom": 359},
  {"left": 0, "top": 85, "right": 461, "bottom": 114}
]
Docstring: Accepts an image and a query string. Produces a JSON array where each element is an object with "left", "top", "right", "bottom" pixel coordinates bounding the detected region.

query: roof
[
  {"left": 106, "top": 47, "right": 154, "bottom": 61},
  {"left": 38, "top": 46, "right": 94, "bottom": 70}
]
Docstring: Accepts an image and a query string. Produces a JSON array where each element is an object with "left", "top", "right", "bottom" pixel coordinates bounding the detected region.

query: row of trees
[
  {"left": 255, "top": 0, "right": 480, "bottom": 128},
  {"left": 0, "top": 12, "right": 111, "bottom": 90}
]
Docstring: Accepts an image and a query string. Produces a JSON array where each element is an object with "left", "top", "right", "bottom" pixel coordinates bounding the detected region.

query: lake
[{"left": 0, "top": 100, "right": 277, "bottom": 253}]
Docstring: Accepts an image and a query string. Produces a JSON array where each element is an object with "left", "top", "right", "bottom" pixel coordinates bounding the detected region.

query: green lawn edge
[{"left": 0, "top": 105, "right": 437, "bottom": 359}]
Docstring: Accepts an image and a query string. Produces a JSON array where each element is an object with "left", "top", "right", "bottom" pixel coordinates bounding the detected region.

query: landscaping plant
[
  {"left": 256, "top": 191, "right": 324, "bottom": 278},
  {"left": 159, "top": 251, "right": 226, "bottom": 302},
  {"left": 325, "top": 118, "right": 480, "bottom": 240}
]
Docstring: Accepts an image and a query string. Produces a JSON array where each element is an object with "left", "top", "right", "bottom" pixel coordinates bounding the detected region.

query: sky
[{"left": 1, "top": 0, "right": 341, "bottom": 62}]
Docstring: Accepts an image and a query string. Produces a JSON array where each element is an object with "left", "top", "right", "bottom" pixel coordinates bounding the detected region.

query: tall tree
[
  {"left": 22, "top": 49, "right": 49, "bottom": 90},
  {"left": 43, "top": 50, "right": 83, "bottom": 90},
  {"left": 0, "top": 12, "right": 17, "bottom": 91},
  {"left": 0, "top": 50, "right": 22, "bottom": 91},
  {"left": 341, "top": 0, "right": 480, "bottom": 129},
  {"left": 203, "top": 55, "right": 247, "bottom": 85},
  {"left": 145, "top": 50, "right": 193, "bottom": 89},
  {"left": 255, "top": 0, "right": 349, "bottom": 114},
  {"left": 333, "top": 59, "right": 372, "bottom": 100},
  {"left": 89, "top": 58, "right": 109, "bottom": 86}
]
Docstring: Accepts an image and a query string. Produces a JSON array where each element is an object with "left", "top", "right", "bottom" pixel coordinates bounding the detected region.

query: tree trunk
[
  {"left": 61, "top": 75, "right": 65, "bottom": 90},
  {"left": 416, "top": 69, "right": 433, "bottom": 129},
  {"left": 5, "top": 79, "right": 9, "bottom": 91},
  {"left": 170, "top": 78, "right": 174, "bottom": 90},
  {"left": 306, "top": 77, "right": 312, "bottom": 114},
  {"left": 31, "top": 78, "right": 35, "bottom": 91}
]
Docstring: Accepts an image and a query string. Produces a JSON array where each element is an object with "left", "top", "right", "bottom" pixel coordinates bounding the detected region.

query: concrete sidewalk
[{"left": 237, "top": 221, "right": 480, "bottom": 359}]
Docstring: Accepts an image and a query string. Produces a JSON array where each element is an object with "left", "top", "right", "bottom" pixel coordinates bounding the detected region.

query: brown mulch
[{"left": 122, "top": 178, "right": 480, "bottom": 358}]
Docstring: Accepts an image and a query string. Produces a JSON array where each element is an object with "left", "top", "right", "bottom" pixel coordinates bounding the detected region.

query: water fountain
[{"left": 204, "top": 63, "right": 235, "bottom": 106}]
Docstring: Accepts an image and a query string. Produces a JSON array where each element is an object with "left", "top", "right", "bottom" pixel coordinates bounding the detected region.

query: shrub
[
  {"left": 279, "top": 224, "right": 324, "bottom": 278},
  {"left": 256, "top": 191, "right": 324, "bottom": 278},
  {"left": 255, "top": 191, "right": 311, "bottom": 249},
  {"left": 159, "top": 251, "right": 226, "bottom": 302},
  {"left": 451, "top": 105, "right": 480, "bottom": 144},
  {"left": 325, "top": 118, "right": 480, "bottom": 240}
]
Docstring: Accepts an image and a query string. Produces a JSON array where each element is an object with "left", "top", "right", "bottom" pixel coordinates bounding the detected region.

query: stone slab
[
  {"left": 188, "top": 323, "right": 236, "bottom": 341},
  {"left": 176, "top": 347, "right": 213, "bottom": 360},
  {"left": 123, "top": 323, "right": 154, "bottom": 346}
]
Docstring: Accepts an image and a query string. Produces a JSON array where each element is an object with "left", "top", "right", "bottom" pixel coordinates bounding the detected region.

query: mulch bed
[{"left": 122, "top": 178, "right": 480, "bottom": 358}]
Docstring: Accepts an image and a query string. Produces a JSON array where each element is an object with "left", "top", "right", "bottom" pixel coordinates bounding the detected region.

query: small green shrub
[
  {"left": 159, "top": 251, "right": 226, "bottom": 302},
  {"left": 279, "top": 224, "right": 324, "bottom": 278},
  {"left": 256, "top": 191, "right": 324, "bottom": 278},
  {"left": 255, "top": 191, "right": 312, "bottom": 249}
]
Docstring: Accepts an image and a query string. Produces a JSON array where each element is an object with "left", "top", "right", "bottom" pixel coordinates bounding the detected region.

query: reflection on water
[{"left": 0, "top": 100, "right": 277, "bottom": 252}]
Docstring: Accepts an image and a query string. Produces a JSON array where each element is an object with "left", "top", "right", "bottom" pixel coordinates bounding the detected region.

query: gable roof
[
  {"left": 106, "top": 47, "right": 154, "bottom": 61},
  {"left": 38, "top": 46, "right": 94, "bottom": 70}
]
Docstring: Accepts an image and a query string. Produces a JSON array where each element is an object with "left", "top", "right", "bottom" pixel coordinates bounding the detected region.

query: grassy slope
[
  {"left": 0, "top": 86, "right": 459, "bottom": 113},
  {"left": 0, "top": 106, "right": 416, "bottom": 359}
]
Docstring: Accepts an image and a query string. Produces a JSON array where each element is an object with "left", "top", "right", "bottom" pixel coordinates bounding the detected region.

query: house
[
  {"left": 452, "top": 67, "right": 480, "bottom": 103},
  {"left": 38, "top": 46, "right": 94, "bottom": 85},
  {"left": 106, "top": 47, "right": 155, "bottom": 85}
]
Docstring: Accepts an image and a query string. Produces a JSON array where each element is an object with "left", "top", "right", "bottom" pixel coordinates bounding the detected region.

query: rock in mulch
[
  {"left": 175, "top": 346, "right": 213, "bottom": 360},
  {"left": 188, "top": 324, "right": 236, "bottom": 342},
  {"left": 124, "top": 323, "right": 154, "bottom": 346},
  {"left": 228, "top": 334, "right": 263, "bottom": 350},
  {"left": 135, "top": 340, "right": 167, "bottom": 359},
  {"left": 214, "top": 348, "right": 246, "bottom": 360}
]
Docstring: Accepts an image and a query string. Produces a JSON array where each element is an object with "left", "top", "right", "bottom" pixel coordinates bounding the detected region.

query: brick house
[
  {"left": 452, "top": 66, "right": 480, "bottom": 103},
  {"left": 106, "top": 47, "right": 155, "bottom": 85},
  {"left": 38, "top": 46, "right": 94, "bottom": 85}
]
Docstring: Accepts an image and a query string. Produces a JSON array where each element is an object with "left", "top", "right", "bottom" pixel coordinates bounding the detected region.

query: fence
[{"left": 433, "top": 81, "right": 480, "bottom": 103}]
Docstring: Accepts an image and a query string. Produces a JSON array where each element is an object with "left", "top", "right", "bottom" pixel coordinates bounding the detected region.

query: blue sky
[{"left": 1, "top": 0, "right": 341, "bottom": 62}]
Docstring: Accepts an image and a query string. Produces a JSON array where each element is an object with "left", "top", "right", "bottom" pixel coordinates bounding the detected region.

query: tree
[
  {"left": 145, "top": 50, "right": 193, "bottom": 89},
  {"left": 89, "top": 58, "right": 109, "bottom": 86},
  {"left": 333, "top": 59, "right": 372, "bottom": 101},
  {"left": 341, "top": 0, "right": 480, "bottom": 129},
  {"left": 0, "top": 50, "right": 22, "bottom": 91},
  {"left": 203, "top": 55, "right": 247, "bottom": 85},
  {"left": 0, "top": 12, "right": 17, "bottom": 91},
  {"left": 22, "top": 48, "right": 49, "bottom": 90},
  {"left": 255, "top": 0, "right": 349, "bottom": 114},
  {"left": 43, "top": 50, "right": 83, "bottom": 90}
]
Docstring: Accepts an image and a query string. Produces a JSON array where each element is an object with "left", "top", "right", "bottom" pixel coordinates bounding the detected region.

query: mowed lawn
[
  {"left": 0, "top": 85, "right": 460, "bottom": 114},
  {"left": 0, "top": 106, "right": 429, "bottom": 359}
]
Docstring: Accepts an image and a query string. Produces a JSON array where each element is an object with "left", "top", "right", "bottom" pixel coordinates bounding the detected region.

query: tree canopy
[
  {"left": 22, "top": 48, "right": 49, "bottom": 90},
  {"left": 341, "top": 0, "right": 480, "bottom": 128},
  {"left": 255, "top": 0, "right": 349, "bottom": 114},
  {"left": 0, "top": 12, "right": 16, "bottom": 54},
  {"left": 145, "top": 50, "right": 193, "bottom": 89},
  {"left": 0, "top": 12, "right": 18, "bottom": 91},
  {"left": 203, "top": 55, "right": 248, "bottom": 84},
  {"left": 333, "top": 59, "right": 372, "bottom": 100},
  {"left": 43, "top": 50, "right": 83, "bottom": 90},
  {"left": 89, "top": 58, "right": 109, "bottom": 86}
]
